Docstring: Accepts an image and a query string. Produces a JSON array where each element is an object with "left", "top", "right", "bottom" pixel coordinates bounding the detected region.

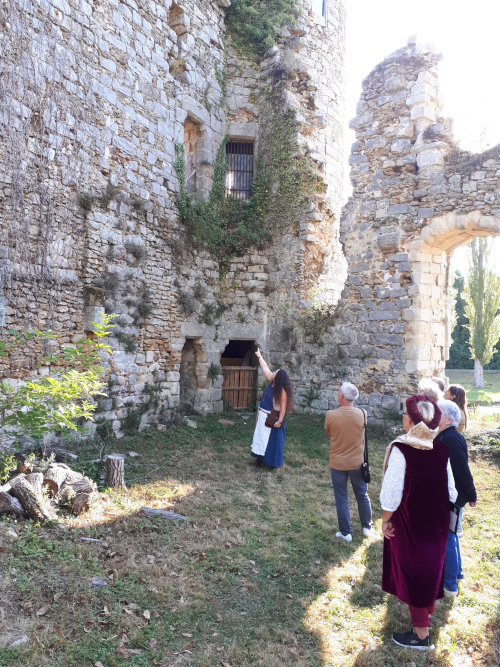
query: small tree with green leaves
[
  {"left": 464, "top": 238, "right": 500, "bottom": 387},
  {"left": 0, "top": 313, "right": 116, "bottom": 449}
]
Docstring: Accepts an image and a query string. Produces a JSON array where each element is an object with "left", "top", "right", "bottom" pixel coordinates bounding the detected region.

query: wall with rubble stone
[
  {"left": 335, "top": 37, "right": 500, "bottom": 422},
  {"left": 0, "top": 0, "right": 348, "bottom": 433}
]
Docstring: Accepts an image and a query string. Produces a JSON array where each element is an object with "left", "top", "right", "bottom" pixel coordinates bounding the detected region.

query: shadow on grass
[{"left": 8, "top": 413, "right": 496, "bottom": 666}]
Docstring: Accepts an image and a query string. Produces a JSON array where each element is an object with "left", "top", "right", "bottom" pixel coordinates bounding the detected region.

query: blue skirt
[{"left": 251, "top": 423, "right": 285, "bottom": 467}]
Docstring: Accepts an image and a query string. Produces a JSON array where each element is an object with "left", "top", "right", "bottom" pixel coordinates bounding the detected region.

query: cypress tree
[
  {"left": 447, "top": 271, "right": 473, "bottom": 369},
  {"left": 463, "top": 238, "right": 500, "bottom": 387}
]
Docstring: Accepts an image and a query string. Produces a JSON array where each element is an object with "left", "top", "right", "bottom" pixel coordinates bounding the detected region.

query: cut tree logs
[
  {"left": 106, "top": 454, "right": 126, "bottom": 489},
  {"left": 0, "top": 454, "right": 95, "bottom": 521},
  {"left": 38, "top": 445, "right": 79, "bottom": 463},
  {"left": 139, "top": 507, "right": 187, "bottom": 522},
  {"left": 25, "top": 473, "right": 44, "bottom": 498},
  {"left": 59, "top": 476, "right": 95, "bottom": 515},
  {"left": 10, "top": 475, "right": 52, "bottom": 522},
  {"left": 43, "top": 465, "right": 69, "bottom": 497},
  {"left": 0, "top": 492, "right": 27, "bottom": 519}
]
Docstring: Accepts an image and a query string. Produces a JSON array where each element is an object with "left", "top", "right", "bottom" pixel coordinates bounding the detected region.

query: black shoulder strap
[{"left": 361, "top": 408, "right": 369, "bottom": 466}]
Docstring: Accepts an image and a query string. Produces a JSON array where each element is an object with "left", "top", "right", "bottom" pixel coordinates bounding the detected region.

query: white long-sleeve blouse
[{"left": 380, "top": 446, "right": 458, "bottom": 512}]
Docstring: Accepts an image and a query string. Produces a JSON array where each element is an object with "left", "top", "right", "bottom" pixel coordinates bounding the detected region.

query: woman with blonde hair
[
  {"left": 380, "top": 394, "right": 457, "bottom": 651},
  {"left": 444, "top": 384, "right": 468, "bottom": 433}
]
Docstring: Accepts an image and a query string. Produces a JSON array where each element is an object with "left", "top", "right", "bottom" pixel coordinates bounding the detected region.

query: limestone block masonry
[
  {"left": 0, "top": 0, "right": 347, "bottom": 432},
  {"left": 4, "top": 7, "right": 496, "bottom": 431},
  {"left": 337, "top": 37, "right": 500, "bottom": 421}
]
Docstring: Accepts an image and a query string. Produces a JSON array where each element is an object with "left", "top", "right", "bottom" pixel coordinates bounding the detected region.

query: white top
[{"left": 380, "top": 446, "right": 458, "bottom": 512}]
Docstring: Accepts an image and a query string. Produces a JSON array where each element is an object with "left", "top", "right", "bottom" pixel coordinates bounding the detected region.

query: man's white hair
[
  {"left": 340, "top": 382, "right": 359, "bottom": 402},
  {"left": 418, "top": 378, "right": 444, "bottom": 403},
  {"left": 438, "top": 399, "right": 461, "bottom": 428},
  {"left": 416, "top": 400, "right": 435, "bottom": 425}
]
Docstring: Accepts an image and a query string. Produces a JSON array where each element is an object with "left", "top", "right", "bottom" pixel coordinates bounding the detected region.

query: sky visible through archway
[{"left": 344, "top": 0, "right": 500, "bottom": 276}]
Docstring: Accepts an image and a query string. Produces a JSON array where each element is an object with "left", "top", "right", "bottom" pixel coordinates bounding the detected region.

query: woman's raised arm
[{"left": 255, "top": 348, "right": 274, "bottom": 382}]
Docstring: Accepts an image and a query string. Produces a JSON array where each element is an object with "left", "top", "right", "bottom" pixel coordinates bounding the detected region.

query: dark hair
[
  {"left": 432, "top": 376, "right": 445, "bottom": 392},
  {"left": 273, "top": 369, "right": 293, "bottom": 414},
  {"left": 449, "top": 384, "right": 468, "bottom": 429}
]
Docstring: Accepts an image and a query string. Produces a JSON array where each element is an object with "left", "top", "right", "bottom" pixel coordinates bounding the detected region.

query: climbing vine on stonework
[
  {"left": 174, "top": 137, "right": 271, "bottom": 268},
  {"left": 174, "top": 70, "right": 325, "bottom": 270},
  {"left": 225, "top": 0, "right": 298, "bottom": 59},
  {"left": 259, "top": 82, "right": 326, "bottom": 230}
]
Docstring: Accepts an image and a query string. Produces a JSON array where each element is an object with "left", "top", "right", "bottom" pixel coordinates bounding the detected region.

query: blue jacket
[{"left": 436, "top": 426, "right": 477, "bottom": 508}]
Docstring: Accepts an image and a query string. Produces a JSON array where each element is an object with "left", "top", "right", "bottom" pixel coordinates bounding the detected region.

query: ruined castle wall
[
  {"left": 336, "top": 38, "right": 500, "bottom": 422},
  {"left": 0, "top": 0, "right": 348, "bottom": 431}
]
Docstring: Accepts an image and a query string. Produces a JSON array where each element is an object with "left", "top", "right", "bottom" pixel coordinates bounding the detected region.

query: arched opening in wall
[
  {"left": 406, "top": 211, "right": 500, "bottom": 379},
  {"left": 179, "top": 339, "right": 198, "bottom": 412},
  {"left": 220, "top": 340, "right": 258, "bottom": 410}
]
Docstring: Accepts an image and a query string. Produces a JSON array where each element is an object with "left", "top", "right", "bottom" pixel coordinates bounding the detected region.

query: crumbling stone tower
[{"left": 337, "top": 37, "right": 500, "bottom": 420}]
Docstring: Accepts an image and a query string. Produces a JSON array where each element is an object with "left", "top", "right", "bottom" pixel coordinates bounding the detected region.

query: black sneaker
[{"left": 392, "top": 629, "right": 434, "bottom": 651}]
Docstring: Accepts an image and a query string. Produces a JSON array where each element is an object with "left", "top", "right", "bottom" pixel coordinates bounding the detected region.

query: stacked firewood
[{"left": 0, "top": 450, "right": 96, "bottom": 522}]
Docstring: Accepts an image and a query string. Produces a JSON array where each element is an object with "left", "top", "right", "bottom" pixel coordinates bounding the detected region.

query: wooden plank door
[{"left": 221, "top": 366, "right": 257, "bottom": 409}]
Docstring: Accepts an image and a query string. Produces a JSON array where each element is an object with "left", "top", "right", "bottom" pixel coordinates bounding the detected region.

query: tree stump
[
  {"left": 43, "top": 465, "right": 69, "bottom": 497},
  {"left": 0, "top": 492, "right": 28, "bottom": 519},
  {"left": 10, "top": 475, "right": 51, "bottom": 522},
  {"left": 106, "top": 455, "right": 126, "bottom": 490},
  {"left": 25, "top": 473, "right": 44, "bottom": 498}
]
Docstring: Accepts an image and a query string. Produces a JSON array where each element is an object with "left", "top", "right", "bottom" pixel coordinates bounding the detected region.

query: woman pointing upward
[{"left": 251, "top": 349, "right": 293, "bottom": 468}]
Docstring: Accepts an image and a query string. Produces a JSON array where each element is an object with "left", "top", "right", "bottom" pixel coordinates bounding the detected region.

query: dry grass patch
[{"left": 0, "top": 414, "right": 498, "bottom": 667}]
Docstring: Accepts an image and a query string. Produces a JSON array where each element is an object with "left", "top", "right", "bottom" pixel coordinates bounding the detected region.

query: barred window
[{"left": 225, "top": 141, "right": 253, "bottom": 200}]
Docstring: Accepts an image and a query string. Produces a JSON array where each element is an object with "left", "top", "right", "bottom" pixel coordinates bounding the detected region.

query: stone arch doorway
[
  {"left": 405, "top": 211, "right": 500, "bottom": 379},
  {"left": 179, "top": 338, "right": 208, "bottom": 413},
  {"left": 179, "top": 339, "right": 198, "bottom": 412}
]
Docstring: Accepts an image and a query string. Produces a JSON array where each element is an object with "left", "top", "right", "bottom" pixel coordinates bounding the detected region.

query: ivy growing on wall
[
  {"left": 225, "top": 0, "right": 298, "bottom": 59},
  {"left": 174, "top": 138, "right": 271, "bottom": 269},
  {"left": 174, "top": 71, "right": 324, "bottom": 270}
]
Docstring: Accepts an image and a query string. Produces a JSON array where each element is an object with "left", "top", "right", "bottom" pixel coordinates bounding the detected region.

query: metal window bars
[{"left": 225, "top": 141, "right": 254, "bottom": 200}]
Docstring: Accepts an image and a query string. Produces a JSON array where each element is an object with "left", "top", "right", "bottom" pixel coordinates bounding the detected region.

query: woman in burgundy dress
[{"left": 380, "top": 394, "right": 457, "bottom": 651}]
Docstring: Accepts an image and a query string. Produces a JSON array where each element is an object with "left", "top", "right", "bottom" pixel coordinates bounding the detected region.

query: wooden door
[{"left": 221, "top": 366, "right": 258, "bottom": 409}]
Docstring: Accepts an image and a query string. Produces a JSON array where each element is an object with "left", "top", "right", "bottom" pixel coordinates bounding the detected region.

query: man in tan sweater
[{"left": 325, "top": 382, "right": 373, "bottom": 543}]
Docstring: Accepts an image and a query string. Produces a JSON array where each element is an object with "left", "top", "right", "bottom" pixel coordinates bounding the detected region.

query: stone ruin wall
[
  {"left": 0, "top": 0, "right": 347, "bottom": 434},
  {"left": 4, "top": 1, "right": 498, "bottom": 432},
  {"left": 333, "top": 37, "right": 500, "bottom": 423}
]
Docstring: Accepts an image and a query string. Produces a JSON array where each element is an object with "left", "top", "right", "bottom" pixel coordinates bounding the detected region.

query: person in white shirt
[{"left": 380, "top": 395, "right": 457, "bottom": 651}]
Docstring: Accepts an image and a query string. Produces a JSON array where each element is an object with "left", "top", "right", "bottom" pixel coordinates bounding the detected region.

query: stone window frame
[{"left": 180, "top": 107, "right": 214, "bottom": 200}]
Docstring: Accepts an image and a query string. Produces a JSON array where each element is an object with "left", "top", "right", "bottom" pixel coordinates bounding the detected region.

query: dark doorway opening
[
  {"left": 220, "top": 340, "right": 257, "bottom": 367},
  {"left": 220, "top": 340, "right": 258, "bottom": 409}
]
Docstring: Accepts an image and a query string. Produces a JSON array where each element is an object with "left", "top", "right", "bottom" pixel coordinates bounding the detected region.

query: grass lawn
[
  {"left": 447, "top": 370, "right": 500, "bottom": 406},
  {"left": 0, "top": 414, "right": 499, "bottom": 667}
]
